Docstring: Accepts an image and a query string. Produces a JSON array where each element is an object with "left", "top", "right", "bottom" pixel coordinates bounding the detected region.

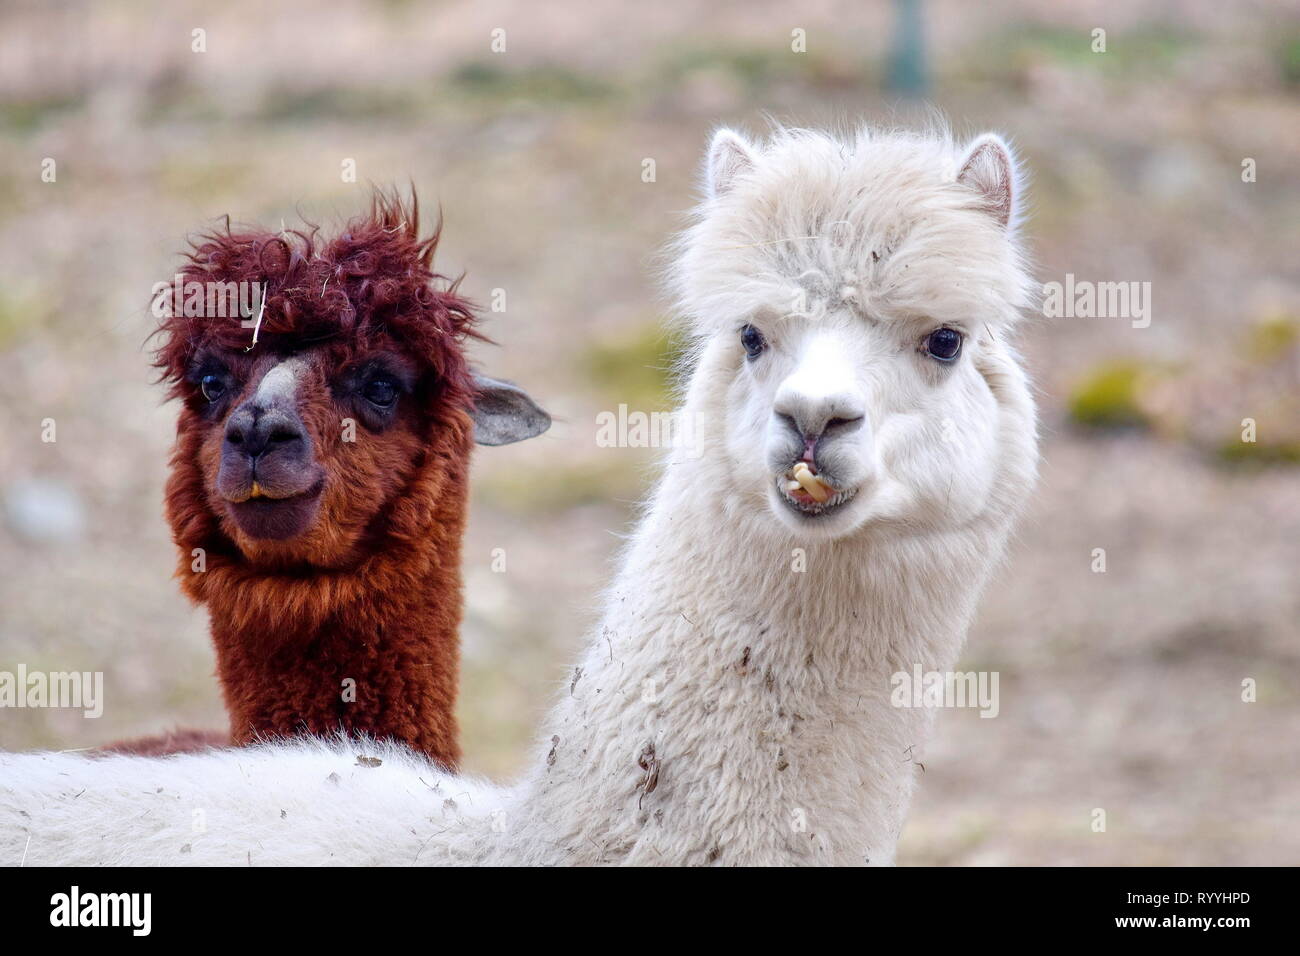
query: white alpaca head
[{"left": 674, "top": 126, "right": 1036, "bottom": 541}]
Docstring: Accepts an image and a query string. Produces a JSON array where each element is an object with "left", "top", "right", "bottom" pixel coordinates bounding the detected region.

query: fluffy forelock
[
  {"left": 153, "top": 189, "right": 482, "bottom": 409},
  {"left": 670, "top": 125, "right": 1034, "bottom": 342}
]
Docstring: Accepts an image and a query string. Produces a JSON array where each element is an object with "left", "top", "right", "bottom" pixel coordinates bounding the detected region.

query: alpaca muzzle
[{"left": 217, "top": 389, "right": 324, "bottom": 539}]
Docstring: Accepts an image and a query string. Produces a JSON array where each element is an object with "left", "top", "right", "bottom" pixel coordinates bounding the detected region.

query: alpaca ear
[
  {"left": 471, "top": 374, "right": 551, "bottom": 446},
  {"left": 957, "top": 134, "right": 1017, "bottom": 228},
  {"left": 707, "top": 128, "right": 758, "bottom": 197}
]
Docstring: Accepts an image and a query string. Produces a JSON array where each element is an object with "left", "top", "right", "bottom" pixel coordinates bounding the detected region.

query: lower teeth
[{"left": 781, "top": 480, "right": 853, "bottom": 510}]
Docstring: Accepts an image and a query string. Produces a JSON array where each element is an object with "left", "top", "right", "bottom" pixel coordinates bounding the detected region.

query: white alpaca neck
[{"left": 501, "top": 366, "right": 1003, "bottom": 866}]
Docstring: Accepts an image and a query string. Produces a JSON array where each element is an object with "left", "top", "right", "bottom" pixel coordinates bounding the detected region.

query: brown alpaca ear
[
  {"left": 471, "top": 374, "right": 552, "bottom": 446},
  {"left": 957, "top": 133, "right": 1017, "bottom": 228}
]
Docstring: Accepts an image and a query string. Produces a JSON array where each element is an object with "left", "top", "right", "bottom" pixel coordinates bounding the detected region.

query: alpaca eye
[
  {"left": 200, "top": 374, "right": 226, "bottom": 402},
  {"left": 924, "top": 328, "right": 963, "bottom": 362},
  {"left": 363, "top": 378, "right": 398, "bottom": 408},
  {"left": 740, "top": 324, "right": 766, "bottom": 360}
]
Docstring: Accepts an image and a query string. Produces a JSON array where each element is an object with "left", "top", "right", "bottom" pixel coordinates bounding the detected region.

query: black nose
[{"left": 224, "top": 404, "right": 307, "bottom": 460}]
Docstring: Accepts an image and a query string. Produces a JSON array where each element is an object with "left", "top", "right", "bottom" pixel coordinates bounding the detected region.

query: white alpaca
[{"left": 0, "top": 125, "right": 1037, "bottom": 866}]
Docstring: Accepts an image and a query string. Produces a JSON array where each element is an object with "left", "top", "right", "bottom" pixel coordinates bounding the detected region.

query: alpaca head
[
  {"left": 675, "top": 127, "right": 1036, "bottom": 541},
  {"left": 154, "top": 192, "right": 549, "bottom": 567}
]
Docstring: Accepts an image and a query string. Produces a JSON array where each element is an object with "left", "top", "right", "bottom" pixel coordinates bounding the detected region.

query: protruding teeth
[
  {"left": 249, "top": 482, "right": 263, "bottom": 499},
  {"left": 791, "top": 462, "right": 831, "bottom": 503}
]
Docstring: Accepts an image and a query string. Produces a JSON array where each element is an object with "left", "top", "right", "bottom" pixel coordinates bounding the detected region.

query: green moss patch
[{"left": 1067, "top": 360, "right": 1152, "bottom": 431}]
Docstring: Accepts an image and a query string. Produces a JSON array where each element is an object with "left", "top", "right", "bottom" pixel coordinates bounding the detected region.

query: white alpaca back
[{"left": 1, "top": 738, "right": 507, "bottom": 866}]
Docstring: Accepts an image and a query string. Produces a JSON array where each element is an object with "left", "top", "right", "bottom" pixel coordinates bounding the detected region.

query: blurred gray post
[{"left": 887, "top": 0, "right": 929, "bottom": 97}]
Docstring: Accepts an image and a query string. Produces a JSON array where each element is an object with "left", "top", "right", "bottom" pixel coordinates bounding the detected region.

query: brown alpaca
[{"left": 108, "top": 191, "right": 548, "bottom": 766}]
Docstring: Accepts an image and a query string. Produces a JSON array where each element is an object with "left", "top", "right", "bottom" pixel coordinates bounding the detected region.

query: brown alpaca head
[{"left": 153, "top": 191, "right": 548, "bottom": 571}]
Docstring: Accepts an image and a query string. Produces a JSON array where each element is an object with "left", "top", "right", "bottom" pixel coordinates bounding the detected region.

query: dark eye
[
  {"left": 924, "top": 328, "right": 963, "bottom": 362},
  {"left": 740, "top": 324, "right": 766, "bottom": 360},
  {"left": 200, "top": 374, "right": 226, "bottom": 402},
  {"left": 362, "top": 378, "right": 398, "bottom": 408}
]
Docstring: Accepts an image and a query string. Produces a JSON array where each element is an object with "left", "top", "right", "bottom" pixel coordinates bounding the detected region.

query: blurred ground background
[{"left": 0, "top": 0, "right": 1297, "bottom": 864}]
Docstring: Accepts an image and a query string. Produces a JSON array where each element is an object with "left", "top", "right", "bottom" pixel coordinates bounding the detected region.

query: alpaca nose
[
  {"left": 772, "top": 391, "right": 866, "bottom": 448},
  {"left": 224, "top": 405, "right": 307, "bottom": 460}
]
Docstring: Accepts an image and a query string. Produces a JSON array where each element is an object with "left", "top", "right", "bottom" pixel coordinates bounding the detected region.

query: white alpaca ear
[
  {"left": 957, "top": 134, "right": 1017, "bottom": 228},
  {"left": 471, "top": 374, "right": 551, "bottom": 446},
  {"left": 707, "top": 128, "right": 758, "bottom": 197}
]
